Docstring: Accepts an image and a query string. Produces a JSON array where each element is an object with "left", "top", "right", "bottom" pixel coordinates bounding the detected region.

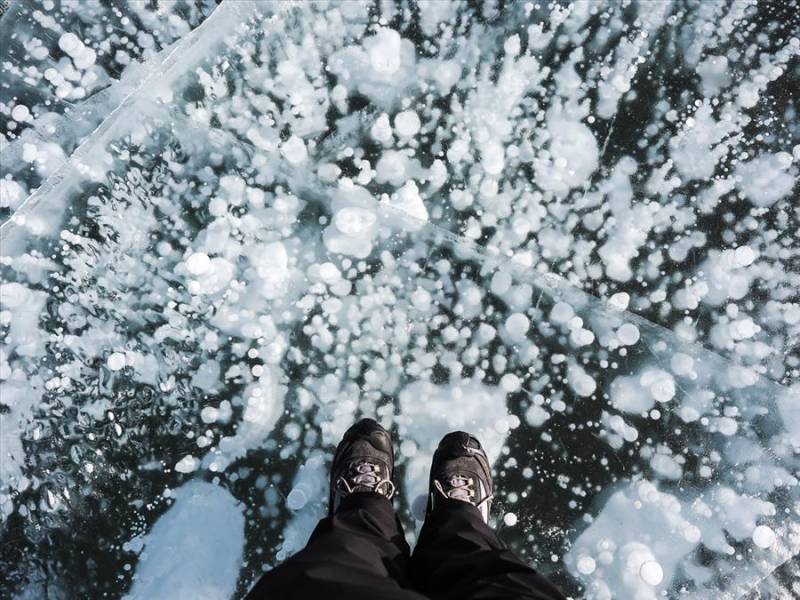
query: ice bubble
[
  {"left": 318, "top": 163, "right": 341, "bottom": 182},
  {"left": 617, "top": 323, "right": 640, "bottom": 346},
  {"left": 696, "top": 55, "right": 731, "bottom": 95},
  {"left": 286, "top": 487, "right": 308, "bottom": 511},
  {"left": 535, "top": 119, "right": 598, "bottom": 194},
  {"left": 641, "top": 369, "right": 675, "bottom": 403},
  {"left": 736, "top": 153, "right": 795, "bottom": 207},
  {"left": 775, "top": 151, "right": 793, "bottom": 168},
  {"left": 608, "top": 292, "right": 630, "bottom": 311},
  {"left": 411, "top": 288, "right": 432, "bottom": 310},
  {"left": 505, "top": 313, "right": 530, "bottom": 341},
  {"left": 752, "top": 525, "right": 776, "bottom": 548},
  {"left": 738, "top": 82, "right": 759, "bottom": 108},
  {"left": 490, "top": 270, "right": 512, "bottom": 295},
  {"left": 73, "top": 46, "right": 97, "bottom": 69},
  {"left": 576, "top": 555, "right": 596, "bottom": 575},
  {"left": 11, "top": 104, "right": 30, "bottom": 122},
  {"left": 318, "top": 262, "right": 341, "bottom": 284},
  {"left": 394, "top": 110, "right": 421, "bottom": 138},
  {"left": 569, "top": 362, "right": 597, "bottom": 397},
  {"left": 334, "top": 206, "right": 377, "bottom": 236},
  {"left": 730, "top": 317, "right": 758, "bottom": 340},
  {"left": 481, "top": 140, "right": 505, "bottom": 175},
  {"left": 716, "top": 417, "right": 738, "bottom": 436},
  {"left": 503, "top": 512, "right": 518, "bottom": 526},
  {"left": 570, "top": 328, "right": 595, "bottom": 347},
  {"left": 371, "top": 113, "right": 393, "bottom": 143},
  {"left": 639, "top": 559, "right": 663, "bottom": 586},
  {"left": 186, "top": 252, "right": 211, "bottom": 275},
  {"left": 281, "top": 135, "right": 308, "bottom": 165},
  {"left": 22, "top": 143, "right": 38, "bottom": 162},
  {"left": 526, "top": 405, "right": 550, "bottom": 427},
  {"left": 432, "top": 60, "right": 461, "bottom": 93},
  {"left": 219, "top": 175, "right": 246, "bottom": 206},
  {"left": 475, "top": 323, "right": 496, "bottom": 345},
  {"left": 683, "top": 524, "right": 702, "bottom": 543},
  {"left": 550, "top": 301, "right": 574, "bottom": 323},
  {"left": 500, "top": 373, "right": 521, "bottom": 393},
  {"left": 188, "top": 257, "right": 235, "bottom": 295},
  {"left": 258, "top": 241, "right": 290, "bottom": 299},
  {"left": 670, "top": 353, "right": 695, "bottom": 377},
  {"left": 107, "top": 352, "right": 126, "bottom": 371},
  {"left": 375, "top": 150, "right": 409, "bottom": 186},
  {"left": 504, "top": 34, "right": 521, "bottom": 56},
  {"left": 0, "top": 179, "right": 27, "bottom": 210},
  {"left": 734, "top": 246, "right": 755, "bottom": 267},
  {"left": 368, "top": 27, "right": 402, "bottom": 75},
  {"left": 651, "top": 454, "right": 683, "bottom": 480},
  {"left": 209, "top": 197, "right": 227, "bottom": 217},
  {"left": 58, "top": 32, "right": 83, "bottom": 56},
  {"left": 200, "top": 406, "right": 219, "bottom": 424},
  {"left": 174, "top": 455, "right": 199, "bottom": 474},
  {"left": 390, "top": 180, "right": 428, "bottom": 222}
]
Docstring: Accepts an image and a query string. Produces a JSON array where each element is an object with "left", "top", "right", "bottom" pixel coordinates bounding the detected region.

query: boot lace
[
  {"left": 336, "top": 460, "right": 395, "bottom": 499},
  {"left": 434, "top": 475, "right": 493, "bottom": 509}
]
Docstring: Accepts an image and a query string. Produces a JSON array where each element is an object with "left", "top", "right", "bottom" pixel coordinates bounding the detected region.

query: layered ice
[
  {"left": 123, "top": 481, "right": 244, "bottom": 600},
  {"left": 1, "top": 1, "right": 799, "bottom": 599}
]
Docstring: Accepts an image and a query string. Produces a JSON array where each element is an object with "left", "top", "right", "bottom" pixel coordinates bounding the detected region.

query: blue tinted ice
[{"left": 1, "top": 1, "right": 799, "bottom": 598}]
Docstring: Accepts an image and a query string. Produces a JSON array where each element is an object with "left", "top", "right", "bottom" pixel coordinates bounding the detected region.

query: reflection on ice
[{"left": 1, "top": 1, "right": 799, "bottom": 598}]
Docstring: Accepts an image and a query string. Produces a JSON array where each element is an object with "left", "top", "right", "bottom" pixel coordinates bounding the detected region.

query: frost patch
[{"left": 124, "top": 481, "right": 244, "bottom": 600}]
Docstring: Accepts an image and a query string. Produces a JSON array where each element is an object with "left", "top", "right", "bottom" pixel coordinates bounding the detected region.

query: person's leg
[
  {"left": 246, "top": 492, "right": 426, "bottom": 600},
  {"left": 410, "top": 432, "right": 566, "bottom": 600},
  {"left": 246, "top": 419, "right": 427, "bottom": 600}
]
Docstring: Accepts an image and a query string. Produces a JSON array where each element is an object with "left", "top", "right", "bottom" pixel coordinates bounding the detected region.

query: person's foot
[
  {"left": 428, "top": 431, "right": 494, "bottom": 523},
  {"left": 329, "top": 418, "right": 396, "bottom": 515}
]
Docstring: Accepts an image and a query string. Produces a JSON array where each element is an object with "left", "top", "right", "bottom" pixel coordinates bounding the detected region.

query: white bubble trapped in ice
[
  {"left": 608, "top": 292, "right": 630, "bottom": 311},
  {"left": 186, "top": 252, "right": 211, "bottom": 275},
  {"left": 368, "top": 27, "right": 403, "bottom": 74},
  {"left": 617, "top": 323, "right": 640, "bottom": 346},
  {"left": 752, "top": 525, "right": 776, "bottom": 548},
  {"left": 11, "top": 104, "right": 30, "bottom": 122},
  {"left": 503, "top": 512, "right": 518, "bottom": 526},
  {"left": 576, "top": 555, "right": 596, "bottom": 575},
  {"left": 281, "top": 135, "right": 308, "bottom": 165},
  {"left": 58, "top": 32, "right": 83, "bottom": 55},
  {"left": 286, "top": 487, "right": 308, "bottom": 511},
  {"left": 334, "top": 206, "right": 377, "bottom": 236},
  {"left": 394, "top": 110, "right": 421, "bottom": 138},
  {"left": 175, "top": 455, "right": 199, "bottom": 474},
  {"left": 639, "top": 559, "right": 664, "bottom": 586},
  {"left": 371, "top": 113, "right": 393, "bottom": 144},
  {"left": 481, "top": 140, "right": 505, "bottom": 175},
  {"left": 550, "top": 301, "right": 574, "bottom": 324},
  {"left": 107, "top": 352, "right": 126, "bottom": 371},
  {"left": 505, "top": 313, "right": 529, "bottom": 342},
  {"left": 568, "top": 362, "right": 597, "bottom": 397}
]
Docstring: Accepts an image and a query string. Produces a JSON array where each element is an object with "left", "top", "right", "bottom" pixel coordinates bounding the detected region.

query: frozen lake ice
[{"left": 1, "top": 1, "right": 799, "bottom": 598}]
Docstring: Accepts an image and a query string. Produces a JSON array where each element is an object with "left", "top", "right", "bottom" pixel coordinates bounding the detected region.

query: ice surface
[
  {"left": 1, "top": 1, "right": 799, "bottom": 598},
  {"left": 123, "top": 481, "right": 244, "bottom": 600}
]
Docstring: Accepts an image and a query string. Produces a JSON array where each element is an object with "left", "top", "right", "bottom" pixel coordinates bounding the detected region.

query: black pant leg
[
  {"left": 410, "top": 499, "right": 566, "bottom": 600},
  {"left": 246, "top": 492, "right": 427, "bottom": 600}
]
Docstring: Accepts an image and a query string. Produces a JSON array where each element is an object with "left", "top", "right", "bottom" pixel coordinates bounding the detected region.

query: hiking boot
[
  {"left": 428, "top": 431, "right": 493, "bottom": 523},
  {"left": 329, "top": 418, "right": 396, "bottom": 515}
]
